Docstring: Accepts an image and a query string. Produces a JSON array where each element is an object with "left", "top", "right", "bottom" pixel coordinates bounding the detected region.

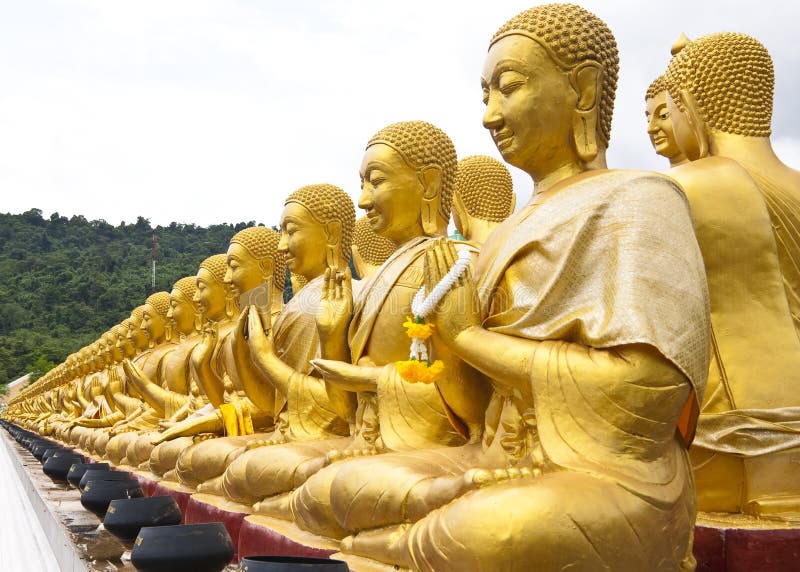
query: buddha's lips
[{"left": 492, "top": 131, "right": 513, "bottom": 149}]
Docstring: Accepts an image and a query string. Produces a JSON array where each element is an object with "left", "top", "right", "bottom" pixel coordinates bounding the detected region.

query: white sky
[{"left": 1, "top": 0, "right": 798, "bottom": 227}]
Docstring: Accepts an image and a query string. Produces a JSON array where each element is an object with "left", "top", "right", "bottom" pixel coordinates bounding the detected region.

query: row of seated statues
[{"left": 5, "top": 3, "right": 800, "bottom": 570}]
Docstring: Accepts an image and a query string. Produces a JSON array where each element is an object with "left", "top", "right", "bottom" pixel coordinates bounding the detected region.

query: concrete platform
[{"left": 1, "top": 428, "right": 133, "bottom": 571}]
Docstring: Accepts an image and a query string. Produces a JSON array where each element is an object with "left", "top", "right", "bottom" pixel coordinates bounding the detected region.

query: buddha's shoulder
[{"left": 569, "top": 169, "right": 687, "bottom": 207}]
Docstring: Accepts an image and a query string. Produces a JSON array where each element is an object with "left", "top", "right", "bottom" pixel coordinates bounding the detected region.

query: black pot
[
  {"left": 131, "top": 522, "right": 234, "bottom": 572},
  {"left": 32, "top": 444, "right": 60, "bottom": 461},
  {"left": 43, "top": 453, "right": 86, "bottom": 481},
  {"left": 79, "top": 469, "right": 132, "bottom": 491},
  {"left": 68, "top": 462, "right": 110, "bottom": 488},
  {"left": 42, "top": 446, "right": 65, "bottom": 460},
  {"left": 80, "top": 479, "right": 143, "bottom": 517},
  {"left": 237, "top": 556, "right": 350, "bottom": 571},
  {"left": 104, "top": 496, "right": 182, "bottom": 542}
]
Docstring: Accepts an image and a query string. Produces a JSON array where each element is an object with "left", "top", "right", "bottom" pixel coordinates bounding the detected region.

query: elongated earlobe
[
  {"left": 680, "top": 89, "right": 709, "bottom": 159},
  {"left": 570, "top": 63, "right": 601, "bottom": 163},
  {"left": 418, "top": 166, "right": 443, "bottom": 236}
]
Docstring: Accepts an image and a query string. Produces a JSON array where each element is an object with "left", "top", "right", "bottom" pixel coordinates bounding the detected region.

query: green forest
[{"left": 0, "top": 209, "right": 261, "bottom": 386}]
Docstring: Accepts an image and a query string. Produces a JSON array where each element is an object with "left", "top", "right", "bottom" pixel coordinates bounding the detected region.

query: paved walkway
[{"left": 0, "top": 431, "right": 60, "bottom": 571}]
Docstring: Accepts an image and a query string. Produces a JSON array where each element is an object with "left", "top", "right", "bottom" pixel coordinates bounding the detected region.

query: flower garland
[{"left": 397, "top": 248, "right": 472, "bottom": 383}]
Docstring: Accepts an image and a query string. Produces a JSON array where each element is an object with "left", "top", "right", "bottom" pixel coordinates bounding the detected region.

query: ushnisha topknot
[
  {"left": 367, "top": 120, "right": 457, "bottom": 222},
  {"left": 491, "top": 3, "right": 619, "bottom": 145},
  {"left": 285, "top": 184, "right": 355, "bottom": 264},
  {"left": 130, "top": 306, "right": 145, "bottom": 324},
  {"left": 145, "top": 291, "right": 171, "bottom": 317},
  {"left": 172, "top": 276, "right": 198, "bottom": 303},
  {"left": 645, "top": 75, "right": 668, "bottom": 101},
  {"left": 230, "top": 226, "right": 286, "bottom": 289},
  {"left": 665, "top": 32, "right": 773, "bottom": 137},
  {"left": 199, "top": 254, "right": 229, "bottom": 283},
  {"left": 455, "top": 155, "right": 514, "bottom": 222},
  {"left": 354, "top": 216, "right": 397, "bottom": 266}
]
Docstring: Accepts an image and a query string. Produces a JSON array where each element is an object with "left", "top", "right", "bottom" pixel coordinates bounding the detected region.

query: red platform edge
[
  {"left": 184, "top": 496, "right": 247, "bottom": 562},
  {"left": 694, "top": 524, "right": 800, "bottom": 572},
  {"left": 238, "top": 517, "right": 337, "bottom": 561},
  {"left": 149, "top": 482, "right": 192, "bottom": 524}
]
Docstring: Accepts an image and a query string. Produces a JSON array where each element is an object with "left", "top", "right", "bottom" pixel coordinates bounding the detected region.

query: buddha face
[
  {"left": 194, "top": 268, "right": 227, "bottom": 321},
  {"left": 127, "top": 314, "right": 151, "bottom": 351},
  {"left": 645, "top": 91, "right": 684, "bottom": 162},
  {"left": 359, "top": 143, "right": 424, "bottom": 243},
  {"left": 168, "top": 290, "right": 197, "bottom": 336},
  {"left": 106, "top": 333, "right": 123, "bottom": 363},
  {"left": 278, "top": 202, "right": 329, "bottom": 280},
  {"left": 142, "top": 303, "right": 166, "bottom": 343},
  {"left": 224, "top": 242, "right": 270, "bottom": 297},
  {"left": 481, "top": 35, "right": 578, "bottom": 180},
  {"left": 666, "top": 90, "right": 703, "bottom": 161}
]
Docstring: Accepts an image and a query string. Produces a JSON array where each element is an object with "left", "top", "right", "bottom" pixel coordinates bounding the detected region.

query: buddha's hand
[
  {"left": 243, "top": 305, "right": 277, "bottom": 363},
  {"left": 122, "top": 359, "right": 149, "bottom": 388},
  {"left": 310, "top": 359, "right": 381, "bottom": 392},
  {"left": 191, "top": 326, "right": 217, "bottom": 371},
  {"left": 424, "top": 238, "right": 481, "bottom": 344},
  {"left": 316, "top": 266, "right": 353, "bottom": 343}
]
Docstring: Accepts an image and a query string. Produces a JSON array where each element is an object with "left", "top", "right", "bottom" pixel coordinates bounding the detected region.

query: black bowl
[
  {"left": 43, "top": 453, "right": 86, "bottom": 481},
  {"left": 42, "top": 445, "right": 72, "bottom": 462},
  {"left": 32, "top": 444, "right": 60, "bottom": 461},
  {"left": 104, "top": 496, "right": 182, "bottom": 542},
  {"left": 79, "top": 469, "right": 132, "bottom": 491},
  {"left": 68, "top": 462, "right": 110, "bottom": 488},
  {"left": 131, "top": 522, "right": 234, "bottom": 572},
  {"left": 80, "top": 479, "right": 143, "bottom": 517},
  {"left": 237, "top": 556, "right": 350, "bottom": 571}
]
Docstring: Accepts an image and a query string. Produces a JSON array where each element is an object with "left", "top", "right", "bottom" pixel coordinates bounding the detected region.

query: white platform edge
[{"left": 1, "top": 429, "right": 89, "bottom": 572}]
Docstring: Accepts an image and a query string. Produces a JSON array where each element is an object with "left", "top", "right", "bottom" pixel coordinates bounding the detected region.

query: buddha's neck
[
  {"left": 709, "top": 133, "right": 782, "bottom": 171},
  {"left": 463, "top": 218, "right": 498, "bottom": 246},
  {"left": 533, "top": 162, "right": 587, "bottom": 195}
]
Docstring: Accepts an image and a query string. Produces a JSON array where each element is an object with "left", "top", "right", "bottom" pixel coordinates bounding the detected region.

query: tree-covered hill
[{"left": 0, "top": 208, "right": 260, "bottom": 384}]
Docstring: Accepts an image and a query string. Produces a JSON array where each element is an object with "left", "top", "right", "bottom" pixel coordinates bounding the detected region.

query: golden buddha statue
[
  {"left": 147, "top": 255, "right": 239, "bottom": 478},
  {"left": 452, "top": 155, "right": 515, "bottom": 245},
  {"left": 168, "top": 226, "right": 288, "bottom": 488},
  {"left": 105, "top": 292, "right": 176, "bottom": 465},
  {"left": 216, "top": 184, "right": 357, "bottom": 505},
  {"left": 293, "top": 6, "right": 709, "bottom": 570},
  {"left": 122, "top": 276, "right": 206, "bottom": 470},
  {"left": 351, "top": 216, "right": 396, "bottom": 280},
  {"left": 645, "top": 75, "right": 688, "bottom": 168},
  {"left": 664, "top": 32, "right": 800, "bottom": 518},
  {"left": 288, "top": 122, "right": 492, "bottom": 537}
]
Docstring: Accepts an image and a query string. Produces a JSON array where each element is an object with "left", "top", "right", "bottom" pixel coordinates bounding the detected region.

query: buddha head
[
  {"left": 225, "top": 226, "right": 286, "bottom": 298},
  {"left": 351, "top": 215, "right": 397, "bottom": 279},
  {"left": 194, "top": 254, "right": 233, "bottom": 323},
  {"left": 483, "top": 4, "right": 619, "bottom": 181},
  {"left": 452, "top": 155, "right": 515, "bottom": 240},
  {"left": 142, "top": 291, "right": 171, "bottom": 347},
  {"left": 116, "top": 319, "right": 136, "bottom": 358},
  {"left": 279, "top": 184, "right": 355, "bottom": 280},
  {"left": 360, "top": 121, "right": 457, "bottom": 242},
  {"left": 105, "top": 327, "right": 124, "bottom": 363},
  {"left": 665, "top": 32, "right": 773, "bottom": 161},
  {"left": 127, "top": 306, "right": 151, "bottom": 352},
  {"left": 168, "top": 276, "right": 200, "bottom": 339},
  {"left": 645, "top": 75, "right": 688, "bottom": 167}
]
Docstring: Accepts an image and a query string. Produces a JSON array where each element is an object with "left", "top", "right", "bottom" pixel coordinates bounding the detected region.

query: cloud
[{"left": 0, "top": 0, "right": 797, "bottom": 226}]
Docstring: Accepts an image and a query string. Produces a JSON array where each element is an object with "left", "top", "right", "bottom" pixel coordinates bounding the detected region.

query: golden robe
[
  {"left": 335, "top": 171, "right": 709, "bottom": 570},
  {"left": 220, "top": 275, "right": 352, "bottom": 504}
]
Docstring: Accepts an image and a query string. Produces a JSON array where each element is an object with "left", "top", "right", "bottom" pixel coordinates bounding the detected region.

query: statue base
[
  {"left": 149, "top": 479, "right": 194, "bottom": 521},
  {"left": 238, "top": 514, "right": 339, "bottom": 560},
  {"left": 332, "top": 552, "right": 409, "bottom": 572},
  {"left": 184, "top": 493, "right": 251, "bottom": 562},
  {"left": 129, "top": 469, "right": 159, "bottom": 497},
  {"left": 694, "top": 512, "right": 800, "bottom": 571}
]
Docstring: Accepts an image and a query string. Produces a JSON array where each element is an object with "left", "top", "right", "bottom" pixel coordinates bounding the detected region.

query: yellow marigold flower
[
  {"left": 403, "top": 316, "right": 436, "bottom": 340},
  {"left": 396, "top": 359, "right": 445, "bottom": 384}
]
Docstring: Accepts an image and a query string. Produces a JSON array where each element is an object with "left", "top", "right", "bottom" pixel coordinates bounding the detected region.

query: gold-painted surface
[
  {"left": 645, "top": 80, "right": 688, "bottom": 167},
  {"left": 666, "top": 31, "right": 800, "bottom": 517},
  {"left": 351, "top": 216, "right": 396, "bottom": 280},
  {"left": 452, "top": 155, "right": 515, "bottom": 245}
]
